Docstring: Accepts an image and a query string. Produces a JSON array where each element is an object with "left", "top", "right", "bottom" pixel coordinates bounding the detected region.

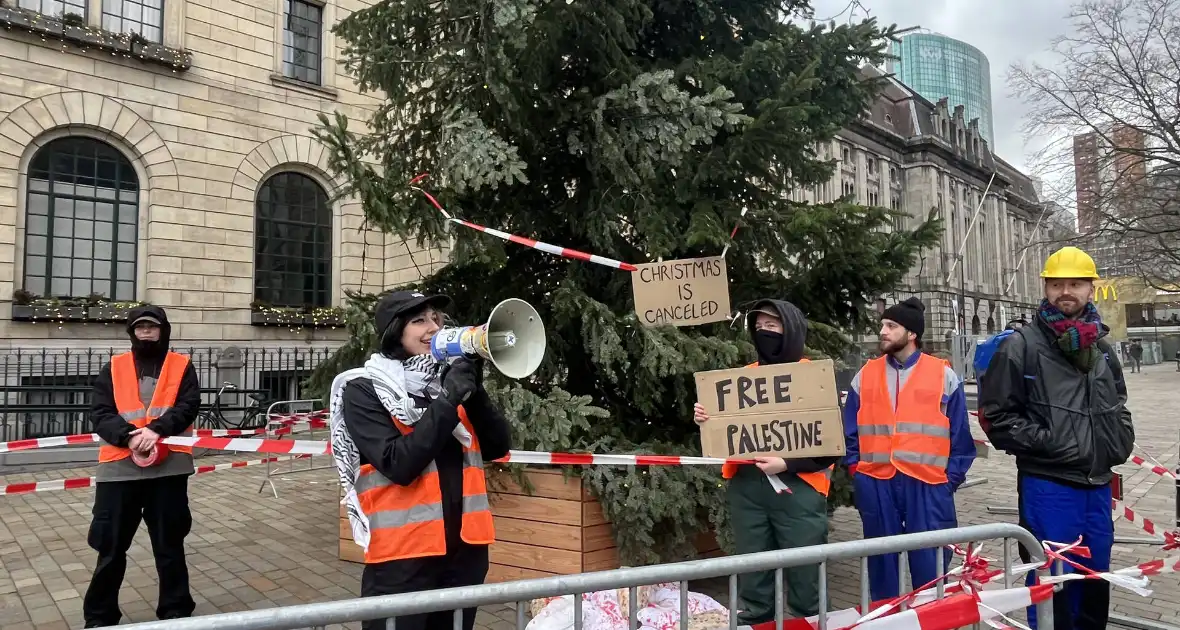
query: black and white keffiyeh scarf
[{"left": 330, "top": 353, "right": 473, "bottom": 551}]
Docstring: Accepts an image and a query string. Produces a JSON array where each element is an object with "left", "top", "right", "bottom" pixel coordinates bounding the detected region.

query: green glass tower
[{"left": 888, "top": 33, "right": 994, "bottom": 146}]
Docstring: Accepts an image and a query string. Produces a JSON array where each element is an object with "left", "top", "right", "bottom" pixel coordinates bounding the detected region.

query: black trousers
[
  {"left": 360, "top": 541, "right": 490, "bottom": 630},
  {"left": 83, "top": 474, "right": 195, "bottom": 627}
]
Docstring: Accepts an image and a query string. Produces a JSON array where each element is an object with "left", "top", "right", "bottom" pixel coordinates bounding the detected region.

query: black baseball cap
[{"left": 374, "top": 290, "right": 452, "bottom": 337}]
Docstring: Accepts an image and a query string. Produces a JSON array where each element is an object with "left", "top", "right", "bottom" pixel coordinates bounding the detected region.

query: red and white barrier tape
[
  {"left": 1128, "top": 454, "right": 1177, "bottom": 480},
  {"left": 267, "top": 419, "right": 329, "bottom": 436},
  {"left": 0, "top": 433, "right": 99, "bottom": 453},
  {"left": 194, "top": 428, "right": 265, "bottom": 437},
  {"left": 0, "top": 454, "right": 310, "bottom": 496},
  {"left": 0, "top": 432, "right": 770, "bottom": 467},
  {"left": 409, "top": 174, "right": 638, "bottom": 272},
  {"left": 159, "top": 437, "right": 780, "bottom": 467},
  {"left": 160, "top": 435, "right": 329, "bottom": 455},
  {"left": 0, "top": 428, "right": 266, "bottom": 453},
  {"left": 266, "top": 410, "right": 328, "bottom": 426},
  {"left": 1112, "top": 498, "right": 1180, "bottom": 549},
  {"left": 743, "top": 584, "right": 1053, "bottom": 630}
]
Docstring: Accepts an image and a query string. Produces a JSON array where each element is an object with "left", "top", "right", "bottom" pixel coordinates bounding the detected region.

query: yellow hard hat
[{"left": 1041, "top": 246, "right": 1099, "bottom": 279}]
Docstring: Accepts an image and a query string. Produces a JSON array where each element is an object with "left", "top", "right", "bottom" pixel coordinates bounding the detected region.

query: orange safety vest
[
  {"left": 720, "top": 360, "right": 833, "bottom": 497},
  {"left": 855, "top": 353, "right": 950, "bottom": 484},
  {"left": 355, "top": 407, "right": 495, "bottom": 563},
  {"left": 98, "top": 351, "right": 193, "bottom": 463}
]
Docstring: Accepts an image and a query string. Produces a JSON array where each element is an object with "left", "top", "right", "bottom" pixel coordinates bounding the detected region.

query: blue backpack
[{"left": 973, "top": 329, "right": 1017, "bottom": 378}]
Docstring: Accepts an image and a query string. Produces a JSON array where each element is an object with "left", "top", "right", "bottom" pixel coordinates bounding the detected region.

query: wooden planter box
[
  {"left": 337, "top": 469, "right": 722, "bottom": 576},
  {"left": 485, "top": 468, "right": 619, "bottom": 582}
]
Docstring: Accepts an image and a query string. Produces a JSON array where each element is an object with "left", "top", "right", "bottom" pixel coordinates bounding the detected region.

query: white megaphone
[{"left": 428, "top": 298, "right": 547, "bottom": 379}]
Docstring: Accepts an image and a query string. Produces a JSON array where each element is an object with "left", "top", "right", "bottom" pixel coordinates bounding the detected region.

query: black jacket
[
  {"left": 978, "top": 316, "right": 1134, "bottom": 487},
  {"left": 343, "top": 378, "right": 512, "bottom": 546},
  {"left": 90, "top": 305, "right": 202, "bottom": 446},
  {"left": 743, "top": 299, "right": 840, "bottom": 477}
]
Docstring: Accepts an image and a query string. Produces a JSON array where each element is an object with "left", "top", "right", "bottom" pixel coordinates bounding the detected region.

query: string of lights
[{"left": 0, "top": 5, "right": 190, "bottom": 71}]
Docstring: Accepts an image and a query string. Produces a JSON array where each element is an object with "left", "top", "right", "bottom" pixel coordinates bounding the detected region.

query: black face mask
[
  {"left": 754, "top": 330, "right": 790, "bottom": 364},
  {"left": 130, "top": 336, "right": 167, "bottom": 363}
]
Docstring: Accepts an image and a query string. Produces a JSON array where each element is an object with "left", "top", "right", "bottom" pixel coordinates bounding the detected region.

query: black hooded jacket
[
  {"left": 89, "top": 305, "right": 202, "bottom": 447},
  {"left": 744, "top": 299, "right": 841, "bottom": 476}
]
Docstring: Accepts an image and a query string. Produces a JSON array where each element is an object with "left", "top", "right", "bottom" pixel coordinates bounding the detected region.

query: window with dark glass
[
  {"left": 19, "top": 0, "right": 86, "bottom": 17},
  {"left": 283, "top": 0, "right": 323, "bottom": 84},
  {"left": 23, "top": 137, "right": 139, "bottom": 301},
  {"left": 102, "top": 0, "right": 163, "bottom": 44},
  {"left": 254, "top": 172, "right": 331, "bottom": 308}
]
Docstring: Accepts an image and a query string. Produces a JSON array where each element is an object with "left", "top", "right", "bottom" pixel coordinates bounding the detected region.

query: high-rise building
[
  {"left": 888, "top": 33, "right": 995, "bottom": 147},
  {"left": 1072, "top": 125, "right": 1147, "bottom": 275}
]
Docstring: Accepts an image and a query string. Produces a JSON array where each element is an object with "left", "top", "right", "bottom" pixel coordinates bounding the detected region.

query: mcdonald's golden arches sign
[{"left": 1095, "top": 284, "right": 1118, "bottom": 302}]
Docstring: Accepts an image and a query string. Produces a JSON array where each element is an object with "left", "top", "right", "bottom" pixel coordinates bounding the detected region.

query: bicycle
[{"left": 193, "top": 382, "right": 270, "bottom": 458}]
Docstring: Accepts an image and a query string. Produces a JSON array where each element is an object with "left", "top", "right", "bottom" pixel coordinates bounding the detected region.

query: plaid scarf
[{"left": 1038, "top": 298, "right": 1102, "bottom": 371}]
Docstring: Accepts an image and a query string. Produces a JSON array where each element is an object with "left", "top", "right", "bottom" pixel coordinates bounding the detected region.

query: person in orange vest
[
  {"left": 330, "top": 291, "right": 511, "bottom": 630},
  {"left": 693, "top": 299, "right": 838, "bottom": 622},
  {"left": 83, "top": 306, "right": 202, "bottom": 628},
  {"left": 841, "top": 297, "right": 976, "bottom": 600}
]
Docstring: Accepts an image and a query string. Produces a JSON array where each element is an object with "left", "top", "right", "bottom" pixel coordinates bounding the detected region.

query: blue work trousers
[
  {"left": 1018, "top": 473, "right": 1112, "bottom": 630},
  {"left": 853, "top": 471, "right": 957, "bottom": 600}
]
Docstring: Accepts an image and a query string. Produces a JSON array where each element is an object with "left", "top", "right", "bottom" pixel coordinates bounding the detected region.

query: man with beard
[
  {"left": 841, "top": 297, "right": 975, "bottom": 600},
  {"left": 979, "top": 246, "right": 1134, "bottom": 630},
  {"left": 693, "top": 299, "right": 837, "bottom": 621},
  {"left": 83, "top": 306, "right": 202, "bottom": 628}
]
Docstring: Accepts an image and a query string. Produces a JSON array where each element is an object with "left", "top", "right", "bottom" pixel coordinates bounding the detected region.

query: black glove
[{"left": 441, "top": 358, "right": 480, "bottom": 405}]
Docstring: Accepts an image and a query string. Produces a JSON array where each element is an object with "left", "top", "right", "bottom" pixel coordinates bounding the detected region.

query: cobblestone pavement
[{"left": 1, "top": 364, "right": 1178, "bottom": 629}]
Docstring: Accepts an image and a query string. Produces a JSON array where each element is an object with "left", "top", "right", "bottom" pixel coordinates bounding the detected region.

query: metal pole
[{"left": 1004, "top": 201, "right": 1052, "bottom": 296}]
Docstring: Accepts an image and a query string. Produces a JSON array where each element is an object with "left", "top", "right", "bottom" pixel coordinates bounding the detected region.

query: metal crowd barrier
[
  {"left": 114, "top": 523, "right": 1054, "bottom": 630},
  {"left": 257, "top": 399, "right": 331, "bottom": 498}
]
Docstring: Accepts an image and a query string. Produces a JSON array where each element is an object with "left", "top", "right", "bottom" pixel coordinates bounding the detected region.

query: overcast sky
[{"left": 808, "top": 0, "right": 1078, "bottom": 174}]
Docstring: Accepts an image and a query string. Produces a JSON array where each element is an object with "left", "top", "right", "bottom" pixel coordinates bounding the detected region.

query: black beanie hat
[{"left": 881, "top": 296, "right": 926, "bottom": 338}]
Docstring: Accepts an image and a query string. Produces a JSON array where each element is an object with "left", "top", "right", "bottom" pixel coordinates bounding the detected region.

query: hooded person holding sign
[
  {"left": 693, "top": 299, "right": 838, "bottom": 621},
  {"left": 841, "top": 297, "right": 976, "bottom": 600}
]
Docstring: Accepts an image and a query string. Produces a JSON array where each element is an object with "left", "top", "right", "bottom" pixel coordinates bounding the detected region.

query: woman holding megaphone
[{"left": 329, "top": 290, "right": 512, "bottom": 630}]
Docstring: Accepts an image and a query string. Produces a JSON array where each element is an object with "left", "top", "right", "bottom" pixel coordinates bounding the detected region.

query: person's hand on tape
[
  {"left": 129, "top": 427, "right": 161, "bottom": 453},
  {"left": 441, "top": 358, "right": 481, "bottom": 405}
]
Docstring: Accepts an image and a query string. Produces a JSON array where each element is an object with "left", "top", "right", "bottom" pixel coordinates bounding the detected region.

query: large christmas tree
[{"left": 309, "top": 0, "right": 940, "bottom": 564}]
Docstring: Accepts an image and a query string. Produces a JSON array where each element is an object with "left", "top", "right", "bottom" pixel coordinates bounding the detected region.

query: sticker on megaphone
[
  {"left": 430, "top": 325, "right": 508, "bottom": 364},
  {"left": 427, "top": 299, "right": 546, "bottom": 379}
]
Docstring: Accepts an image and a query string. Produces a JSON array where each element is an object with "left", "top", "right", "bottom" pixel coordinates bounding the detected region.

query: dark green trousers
[{"left": 727, "top": 468, "right": 829, "bottom": 622}]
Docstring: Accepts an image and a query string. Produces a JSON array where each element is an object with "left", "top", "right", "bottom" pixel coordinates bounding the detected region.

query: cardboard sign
[
  {"left": 631, "top": 256, "right": 731, "bottom": 327},
  {"left": 694, "top": 359, "right": 845, "bottom": 460}
]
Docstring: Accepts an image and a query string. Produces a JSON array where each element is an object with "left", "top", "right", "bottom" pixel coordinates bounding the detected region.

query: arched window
[
  {"left": 254, "top": 172, "right": 331, "bottom": 307},
  {"left": 23, "top": 137, "right": 139, "bottom": 300}
]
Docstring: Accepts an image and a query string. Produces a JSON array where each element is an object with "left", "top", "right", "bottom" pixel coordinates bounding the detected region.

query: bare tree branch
[{"left": 1010, "top": 0, "right": 1180, "bottom": 284}]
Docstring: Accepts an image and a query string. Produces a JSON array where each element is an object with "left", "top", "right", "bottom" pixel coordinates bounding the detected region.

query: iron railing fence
[
  {"left": 113, "top": 523, "right": 1054, "bottom": 630},
  {"left": 0, "top": 346, "right": 336, "bottom": 441}
]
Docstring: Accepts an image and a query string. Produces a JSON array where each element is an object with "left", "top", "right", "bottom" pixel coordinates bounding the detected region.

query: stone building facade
[
  {"left": 0, "top": 0, "right": 441, "bottom": 356},
  {"left": 791, "top": 67, "right": 1052, "bottom": 350}
]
